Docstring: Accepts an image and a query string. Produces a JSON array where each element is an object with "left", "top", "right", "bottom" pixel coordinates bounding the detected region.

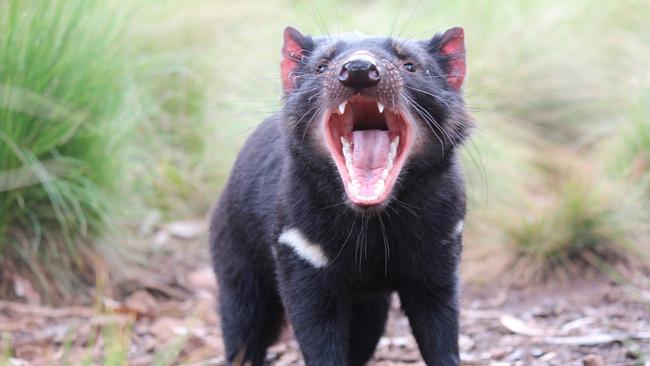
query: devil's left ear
[
  {"left": 281, "top": 26, "right": 314, "bottom": 93},
  {"left": 428, "top": 27, "right": 466, "bottom": 91}
]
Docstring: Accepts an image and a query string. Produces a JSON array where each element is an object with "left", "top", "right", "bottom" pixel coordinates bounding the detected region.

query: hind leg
[
  {"left": 348, "top": 293, "right": 391, "bottom": 366},
  {"left": 216, "top": 261, "right": 284, "bottom": 365}
]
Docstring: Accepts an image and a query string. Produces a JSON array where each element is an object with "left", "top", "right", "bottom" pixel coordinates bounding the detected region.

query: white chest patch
[
  {"left": 453, "top": 220, "right": 464, "bottom": 238},
  {"left": 278, "top": 228, "right": 329, "bottom": 268}
]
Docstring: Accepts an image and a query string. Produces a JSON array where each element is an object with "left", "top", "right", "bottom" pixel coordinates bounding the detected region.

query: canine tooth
[
  {"left": 377, "top": 102, "right": 385, "bottom": 114},
  {"left": 338, "top": 101, "right": 347, "bottom": 114},
  {"left": 381, "top": 168, "right": 389, "bottom": 180}
]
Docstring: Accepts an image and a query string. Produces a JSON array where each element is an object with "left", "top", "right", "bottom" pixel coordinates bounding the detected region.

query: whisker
[
  {"left": 400, "top": 92, "right": 447, "bottom": 153},
  {"left": 333, "top": 212, "right": 358, "bottom": 264},
  {"left": 378, "top": 214, "right": 390, "bottom": 276},
  {"left": 393, "top": 198, "right": 420, "bottom": 218}
]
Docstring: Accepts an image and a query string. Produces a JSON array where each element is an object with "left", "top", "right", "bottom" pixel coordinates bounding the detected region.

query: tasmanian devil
[{"left": 210, "top": 25, "right": 472, "bottom": 366}]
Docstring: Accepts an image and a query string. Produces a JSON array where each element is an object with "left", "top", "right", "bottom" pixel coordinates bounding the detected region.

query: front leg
[
  {"left": 399, "top": 283, "right": 460, "bottom": 366},
  {"left": 275, "top": 242, "right": 349, "bottom": 365},
  {"left": 399, "top": 264, "right": 460, "bottom": 366}
]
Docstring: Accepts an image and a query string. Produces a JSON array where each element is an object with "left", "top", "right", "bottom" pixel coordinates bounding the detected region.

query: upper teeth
[
  {"left": 338, "top": 101, "right": 347, "bottom": 114},
  {"left": 334, "top": 100, "right": 386, "bottom": 115}
]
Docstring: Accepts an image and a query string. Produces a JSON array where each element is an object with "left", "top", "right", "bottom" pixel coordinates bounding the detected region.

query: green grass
[
  {"left": 507, "top": 179, "right": 625, "bottom": 281},
  {"left": 608, "top": 94, "right": 650, "bottom": 194},
  {"left": 0, "top": 0, "right": 136, "bottom": 300}
]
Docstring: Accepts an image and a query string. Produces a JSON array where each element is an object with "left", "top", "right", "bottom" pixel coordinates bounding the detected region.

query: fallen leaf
[
  {"left": 14, "top": 344, "right": 42, "bottom": 361},
  {"left": 583, "top": 354, "right": 605, "bottom": 366},
  {"left": 186, "top": 267, "right": 217, "bottom": 291},
  {"left": 499, "top": 314, "right": 545, "bottom": 336},
  {"left": 0, "top": 301, "right": 93, "bottom": 318},
  {"left": 559, "top": 317, "right": 595, "bottom": 334},
  {"left": 152, "top": 230, "right": 171, "bottom": 248},
  {"left": 124, "top": 290, "right": 158, "bottom": 316},
  {"left": 166, "top": 220, "right": 206, "bottom": 239},
  {"left": 12, "top": 275, "right": 41, "bottom": 305},
  {"left": 459, "top": 334, "right": 475, "bottom": 352},
  {"left": 150, "top": 317, "right": 188, "bottom": 342},
  {"left": 539, "top": 352, "right": 558, "bottom": 362},
  {"left": 546, "top": 333, "right": 622, "bottom": 346}
]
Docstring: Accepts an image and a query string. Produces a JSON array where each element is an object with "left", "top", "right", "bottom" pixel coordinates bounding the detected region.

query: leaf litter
[{"left": 1, "top": 221, "right": 649, "bottom": 365}]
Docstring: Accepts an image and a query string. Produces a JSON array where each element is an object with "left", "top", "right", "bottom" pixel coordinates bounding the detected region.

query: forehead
[{"left": 312, "top": 33, "right": 423, "bottom": 57}]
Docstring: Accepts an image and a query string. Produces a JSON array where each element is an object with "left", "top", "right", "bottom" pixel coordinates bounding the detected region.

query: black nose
[{"left": 338, "top": 59, "right": 381, "bottom": 89}]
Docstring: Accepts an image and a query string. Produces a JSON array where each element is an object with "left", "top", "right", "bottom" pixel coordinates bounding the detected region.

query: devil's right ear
[{"left": 281, "top": 26, "right": 314, "bottom": 94}]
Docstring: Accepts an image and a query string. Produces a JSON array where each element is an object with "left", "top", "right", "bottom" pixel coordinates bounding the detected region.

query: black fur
[{"left": 211, "top": 28, "right": 472, "bottom": 366}]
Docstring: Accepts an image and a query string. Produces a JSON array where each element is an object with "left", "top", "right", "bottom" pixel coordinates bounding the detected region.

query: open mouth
[{"left": 322, "top": 95, "right": 414, "bottom": 206}]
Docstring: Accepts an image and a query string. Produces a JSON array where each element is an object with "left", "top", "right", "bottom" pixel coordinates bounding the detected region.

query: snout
[
  {"left": 338, "top": 53, "right": 381, "bottom": 90},
  {"left": 321, "top": 51, "right": 416, "bottom": 207}
]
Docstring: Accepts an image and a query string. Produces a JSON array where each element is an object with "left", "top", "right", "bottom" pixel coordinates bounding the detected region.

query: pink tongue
[{"left": 351, "top": 130, "right": 390, "bottom": 196}]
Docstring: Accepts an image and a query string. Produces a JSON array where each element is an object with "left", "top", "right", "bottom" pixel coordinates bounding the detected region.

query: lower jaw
[
  {"left": 321, "top": 98, "right": 412, "bottom": 207},
  {"left": 340, "top": 134, "right": 400, "bottom": 206}
]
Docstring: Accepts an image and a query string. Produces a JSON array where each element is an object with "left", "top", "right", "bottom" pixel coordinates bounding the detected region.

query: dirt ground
[{"left": 1, "top": 221, "right": 649, "bottom": 365}]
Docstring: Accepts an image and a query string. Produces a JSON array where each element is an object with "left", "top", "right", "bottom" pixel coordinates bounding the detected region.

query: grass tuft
[
  {"left": 0, "top": 0, "right": 135, "bottom": 301},
  {"left": 506, "top": 180, "right": 625, "bottom": 282},
  {"left": 608, "top": 94, "right": 650, "bottom": 194}
]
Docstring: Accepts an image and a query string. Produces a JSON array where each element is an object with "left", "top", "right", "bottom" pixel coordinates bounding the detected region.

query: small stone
[
  {"left": 506, "top": 349, "right": 524, "bottom": 361},
  {"left": 377, "top": 337, "right": 391, "bottom": 349},
  {"left": 531, "top": 348, "right": 545, "bottom": 357},
  {"left": 124, "top": 290, "right": 157, "bottom": 316},
  {"left": 268, "top": 342, "right": 287, "bottom": 355},
  {"left": 625, "top": 348, "right": 640, "bottom": 359},
  {"left": 391, "top": 336, "right": 410, "bottom": 348},
  {"left": 187, "top": 266, "right": 217, "bottom": 291},
  {"left": 539, "top": 352, "right": 557, "bottom": 362},
  {"left": 166, "top": 220, "right": 206, "bottom": 239},
  {"left": 489, "top": 347, "right": 508, "bottom": 360},
  {"left": 583, "top": 354, "right": 605, "bottom": 366},
  {"left": 459, "top": 334, "right": 475, "bottom": 352}
]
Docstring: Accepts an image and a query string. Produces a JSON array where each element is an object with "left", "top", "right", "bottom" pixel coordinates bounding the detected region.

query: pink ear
[
  {"left": 281, "top": 27, "right": 308, "bottom": 93},
  {"left": 437, "top": 27, "right": 466, "bottom": 91}
]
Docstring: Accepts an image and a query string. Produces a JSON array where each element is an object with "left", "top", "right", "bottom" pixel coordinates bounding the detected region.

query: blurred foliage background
[{"left": 0, "top": 0, "right": 649, "bottom": 301}]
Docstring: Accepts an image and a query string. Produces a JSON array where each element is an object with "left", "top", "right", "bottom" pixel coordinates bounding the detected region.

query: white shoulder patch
[
  {"left": 453, "top": 220, "right": 464, "bottom": 237},
  {"left": 278, "top": 228, "right": 329, "bottom": 268}
]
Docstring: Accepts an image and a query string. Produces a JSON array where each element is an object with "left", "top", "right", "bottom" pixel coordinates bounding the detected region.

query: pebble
[{"left": 583, "top": 354, "right": 605, "bottom": 366}]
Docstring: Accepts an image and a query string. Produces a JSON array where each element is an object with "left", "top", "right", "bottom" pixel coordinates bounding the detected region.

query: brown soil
[{"left": 1, "top": 221, "right": 649, "bottom": 365}]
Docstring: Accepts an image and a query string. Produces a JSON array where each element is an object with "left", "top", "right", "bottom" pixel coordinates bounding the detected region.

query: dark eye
[
  {"left": 403, "top": 62, "right": 416, "bottom": 72},
  {"left": 316, "top": 63, "right": 328, "bottom": 74}
]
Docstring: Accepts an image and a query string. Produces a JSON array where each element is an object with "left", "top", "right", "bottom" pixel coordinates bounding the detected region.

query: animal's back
[
  {"left": 210, "top": 115, "right": 284, "bottom": 251},
  {"left": 209, "top": 115, "right": 288, "bottom": 364}
]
